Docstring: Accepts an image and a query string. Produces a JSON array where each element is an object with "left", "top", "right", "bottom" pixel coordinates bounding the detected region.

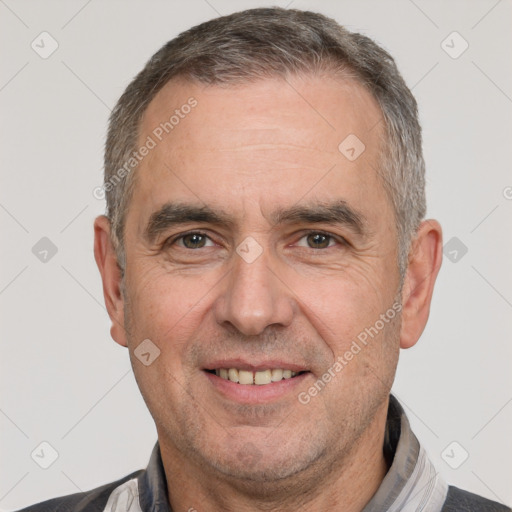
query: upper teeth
[{"left": 215, "top": 368, "right": 297, "bottom": 385}]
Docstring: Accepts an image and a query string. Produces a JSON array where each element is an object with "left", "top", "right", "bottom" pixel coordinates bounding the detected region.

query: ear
[
  {"left": 399, "top": 219, "right": 443, "bottom": 349},
  {"left": 93, "top": 215, "right": 128, "bottom": 347}
]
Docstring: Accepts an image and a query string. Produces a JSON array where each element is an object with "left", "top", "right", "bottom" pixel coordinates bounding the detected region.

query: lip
[{"left": 203, "top": 369, "right": 310, "bottom": 404}]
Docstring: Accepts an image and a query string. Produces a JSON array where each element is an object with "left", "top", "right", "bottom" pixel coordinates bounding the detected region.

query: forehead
[
  {"left": 132, "top": 74, "right": 390, "bottom": 229},
  {"left": 141, "top": 73, "right": 382, "bottom": 154}
]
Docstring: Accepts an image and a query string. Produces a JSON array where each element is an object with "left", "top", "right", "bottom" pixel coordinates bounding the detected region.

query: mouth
[
  {"left": 204, "top": 367, "right": 310, "bottom": 404},
  {"left": 202, "top": 360, "right": 311, "bottom": 404},
  {"left": 205, "top": 368, "right": 307, "bottom": 385}
]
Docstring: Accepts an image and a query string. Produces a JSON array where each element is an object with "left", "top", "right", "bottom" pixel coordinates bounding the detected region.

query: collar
[{"left": 362, "top": 394, "right": 448, "bottom": 511}]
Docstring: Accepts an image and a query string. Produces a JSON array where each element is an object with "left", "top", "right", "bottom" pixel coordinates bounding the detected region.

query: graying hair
[{"left": 104, "top": 7, "right": 426, "bottom": 276}]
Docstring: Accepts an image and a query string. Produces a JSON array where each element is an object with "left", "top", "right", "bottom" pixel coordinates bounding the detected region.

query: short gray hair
[{"left": 105, "top": 7, "right": 425, "bottom": 275}]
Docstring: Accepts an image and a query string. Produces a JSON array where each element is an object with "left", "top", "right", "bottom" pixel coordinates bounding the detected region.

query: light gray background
[{"left": 1, "top": 0, "right": 511, "bottom": 510}]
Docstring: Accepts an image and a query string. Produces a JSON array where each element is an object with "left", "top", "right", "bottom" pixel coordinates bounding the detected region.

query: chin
[{"left": 200, "top": 439, "right": 325, "bottom": 485}]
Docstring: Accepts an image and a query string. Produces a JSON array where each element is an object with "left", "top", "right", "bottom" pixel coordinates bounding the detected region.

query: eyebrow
[
  {"left": 144, "top": 203, "right": 234, "bottom": 243},
  {"left": 144, "top": 199, "right": 366, "bottom": 243},
  {"left": 269, "top": 200, "right": 366, "bottom": 235}
]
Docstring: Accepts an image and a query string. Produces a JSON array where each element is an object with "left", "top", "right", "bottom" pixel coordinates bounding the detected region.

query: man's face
[{"left": 119, "top": 75, "right": 402, "bottom": 482}]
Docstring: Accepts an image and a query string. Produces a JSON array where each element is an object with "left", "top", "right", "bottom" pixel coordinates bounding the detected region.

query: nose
[{"left": 213, "top": 246, "right": 295, "bottom": 336}]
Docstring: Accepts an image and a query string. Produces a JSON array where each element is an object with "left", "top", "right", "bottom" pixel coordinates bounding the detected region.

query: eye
[
  {"left": 295, "top": 231, "right": 340, "bottom": 250},
  {"left": 172, "top": 232, "right": 215, "bottom": 249}
]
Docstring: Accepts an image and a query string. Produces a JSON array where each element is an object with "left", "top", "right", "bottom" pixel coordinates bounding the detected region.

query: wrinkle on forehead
[{"left": 216, "top": 142, "right": 336, "bottom": 154}]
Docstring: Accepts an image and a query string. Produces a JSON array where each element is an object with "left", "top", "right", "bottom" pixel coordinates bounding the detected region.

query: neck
[{"left": 160, "top": 399, "right": 390, "bottom": 512}]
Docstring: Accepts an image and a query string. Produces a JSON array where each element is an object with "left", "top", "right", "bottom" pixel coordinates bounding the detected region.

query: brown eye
[
  {"left": 180, "top": 233, "right": 208, "bottom": 249},
  {"left": 305, "top": 232, "right": 332, "bottom": 249}
]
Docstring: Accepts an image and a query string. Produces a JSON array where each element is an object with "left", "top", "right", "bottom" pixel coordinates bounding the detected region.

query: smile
[{"left": 211, "top": 368, "right": 303, "bottom": 385}]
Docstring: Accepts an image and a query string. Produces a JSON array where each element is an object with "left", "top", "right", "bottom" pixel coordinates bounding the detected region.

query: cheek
[
  {"left": 124, "top": 262, "right": 219, "bottom": 351},
  {"left": 290, "top": 264, "right": 393, "bottom": 354}
]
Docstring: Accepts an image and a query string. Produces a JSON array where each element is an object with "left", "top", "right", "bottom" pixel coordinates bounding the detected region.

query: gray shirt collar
[{"left": 362, "top": 394, "right": 448, "bottom": 511}]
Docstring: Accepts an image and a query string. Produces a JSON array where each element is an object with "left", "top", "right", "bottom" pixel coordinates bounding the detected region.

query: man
[{"left": 18, "top": 7, "right": 510, "bottom": 512}]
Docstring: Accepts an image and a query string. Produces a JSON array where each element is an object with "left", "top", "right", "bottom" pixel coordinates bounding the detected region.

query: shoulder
[
  {"left": 442, "top": 485, "right": 512, "bottom": 512},
  {"left": 14, "top": 470, "right": 143, "bottom": 512}
]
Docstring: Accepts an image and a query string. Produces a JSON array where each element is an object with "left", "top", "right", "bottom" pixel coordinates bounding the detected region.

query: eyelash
[{"left": 166, "top": 230, "right": 346, "bottom": 250}]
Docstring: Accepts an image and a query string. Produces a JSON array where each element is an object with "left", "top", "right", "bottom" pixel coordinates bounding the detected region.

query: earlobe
[
  {"left": 93, "top": 215, "right": 128, "bottom": 347},
  {"left": 399, "top": 220, "right": 443, "bottom": 349}
]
